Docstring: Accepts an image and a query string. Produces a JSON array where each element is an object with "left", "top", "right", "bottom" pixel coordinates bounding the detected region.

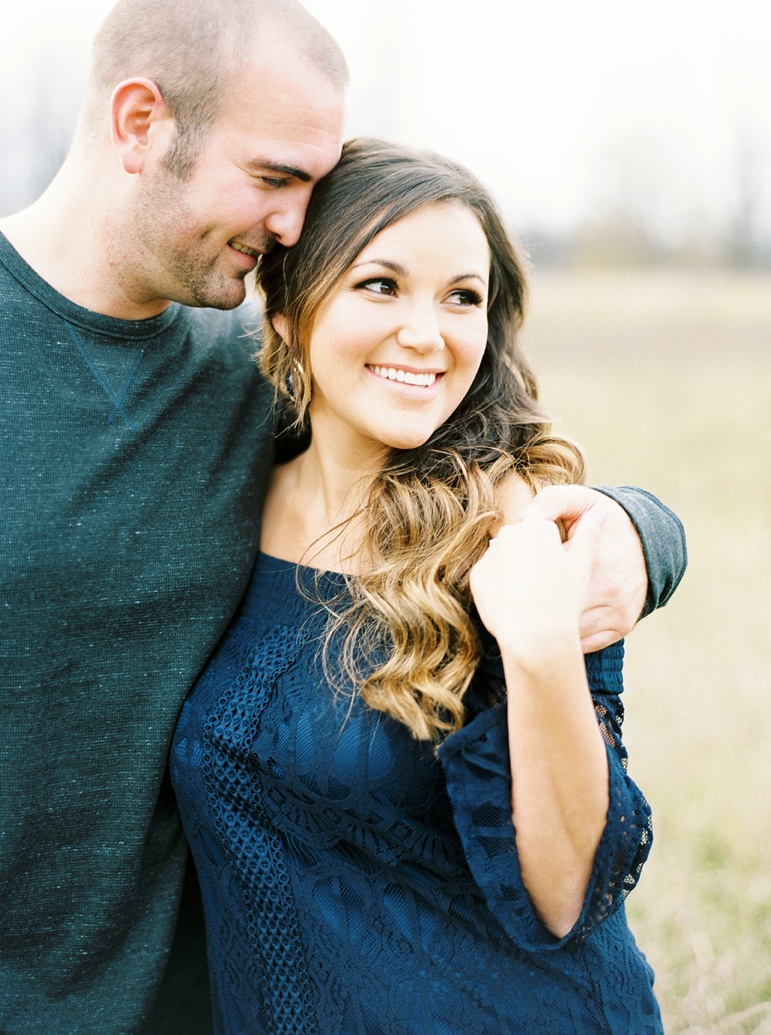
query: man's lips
[{"left": 230, "top": 242, "right": 262, "bottom": 258}]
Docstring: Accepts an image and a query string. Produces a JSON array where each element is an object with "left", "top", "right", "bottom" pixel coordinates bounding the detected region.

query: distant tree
[
  {"left": 563, "top": 130, "right": 771, "bottom": 271},
  {"left": 722, "top": 130, "right": 770, "bottom": 268}
]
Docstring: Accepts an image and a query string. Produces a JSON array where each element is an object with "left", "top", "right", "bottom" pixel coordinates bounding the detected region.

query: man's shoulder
[{"left": 182, "top": 302, "right": 271, "bottom": 406}]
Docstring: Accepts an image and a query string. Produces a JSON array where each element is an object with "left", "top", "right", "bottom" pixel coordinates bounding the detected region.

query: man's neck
[{"left": 0, "top": 159, "right": 172, "bottom": 321}]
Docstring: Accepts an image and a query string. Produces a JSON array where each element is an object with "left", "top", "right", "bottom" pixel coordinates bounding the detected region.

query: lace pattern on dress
[
  {"left": 203, "top": 623, "right": 318, "bottom": 1035},
  {"left": 439, "top": 641, "right": 654, "bottom": 951}
]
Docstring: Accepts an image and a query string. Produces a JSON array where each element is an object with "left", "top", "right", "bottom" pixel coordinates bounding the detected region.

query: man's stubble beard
[{"left": 133, "top": 169, "right": 258, "bottom": 311}]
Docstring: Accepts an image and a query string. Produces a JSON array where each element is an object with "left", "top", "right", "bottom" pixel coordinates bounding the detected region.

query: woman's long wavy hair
[{"left": 257, "top": 137, "right": 585, "bottom": 741}]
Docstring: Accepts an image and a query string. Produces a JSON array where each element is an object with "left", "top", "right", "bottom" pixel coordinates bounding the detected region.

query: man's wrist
[{"left": 592, "top": 484, "right": 687, "bottom": 616}]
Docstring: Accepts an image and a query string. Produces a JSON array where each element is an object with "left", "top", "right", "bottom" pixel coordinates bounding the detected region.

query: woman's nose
[{"left": 395, "top": 304, "right": 445, "bottom": 352}]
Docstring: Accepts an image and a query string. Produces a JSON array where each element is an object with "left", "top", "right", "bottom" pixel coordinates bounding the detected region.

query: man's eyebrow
[{"left": 247, "top": 161, "right": 312, "bottom": 183}]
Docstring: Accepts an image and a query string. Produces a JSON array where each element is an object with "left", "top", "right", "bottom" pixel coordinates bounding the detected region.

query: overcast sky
[{"left": 2, "top": 0, "right": 769, "bottom": 237}]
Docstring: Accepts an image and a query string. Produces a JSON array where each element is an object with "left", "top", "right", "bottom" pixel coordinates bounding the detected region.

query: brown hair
[{"left": 258, "top": 137, "right": 585, "bottom": 740}]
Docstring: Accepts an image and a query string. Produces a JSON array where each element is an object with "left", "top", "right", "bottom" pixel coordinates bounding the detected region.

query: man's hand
[{"left": 519, "top": 485, "right": 647, "bottom": 652}]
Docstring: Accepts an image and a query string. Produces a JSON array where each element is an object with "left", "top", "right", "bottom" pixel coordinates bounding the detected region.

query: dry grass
[{"left": 523, "top": 269, "right": 771, "bottom": 1033}]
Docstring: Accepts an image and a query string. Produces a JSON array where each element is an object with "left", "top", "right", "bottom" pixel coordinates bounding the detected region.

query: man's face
[{"left": 131, "top": 42, "right": 346, "bottom": 311}]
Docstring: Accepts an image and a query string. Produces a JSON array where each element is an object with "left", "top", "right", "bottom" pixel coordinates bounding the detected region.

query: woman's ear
[{"left": 271, "top": 313, "right": 289, "bottom": 341}]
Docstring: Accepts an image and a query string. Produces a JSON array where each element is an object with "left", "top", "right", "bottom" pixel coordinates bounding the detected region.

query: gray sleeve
[{"left": 593, "top": 485, "right": 687, "bottom": 618}]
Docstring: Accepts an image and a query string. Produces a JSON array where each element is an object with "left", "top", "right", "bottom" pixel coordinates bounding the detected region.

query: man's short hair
[{"left": 81, "top": 0, "right": 348, "bottom": 178}]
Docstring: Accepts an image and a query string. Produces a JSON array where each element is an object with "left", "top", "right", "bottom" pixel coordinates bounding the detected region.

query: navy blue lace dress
[{"left": 171, "top": 552, "right": 663, "bottom": 1034}]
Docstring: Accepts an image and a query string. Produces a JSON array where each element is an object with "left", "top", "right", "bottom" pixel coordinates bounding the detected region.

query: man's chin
[{"left": 189, "top": 276, "right": 249, "bottom": 311}]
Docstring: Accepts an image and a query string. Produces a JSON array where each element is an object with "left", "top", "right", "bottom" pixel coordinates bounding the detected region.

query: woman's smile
[{"left": 367, "top": 364, "right": 442, "bottom": 388}]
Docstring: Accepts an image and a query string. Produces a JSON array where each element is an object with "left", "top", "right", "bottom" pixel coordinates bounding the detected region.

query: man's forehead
[{"left": 210, "top": 52, "right": 345, "bottom": 178}]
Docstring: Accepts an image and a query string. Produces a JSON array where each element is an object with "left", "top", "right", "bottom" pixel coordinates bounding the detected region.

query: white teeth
[
  {"left": 371, "top": 365, "right": 437, "bottom": 387},
  {"left": 231, "top": 243, "right": 258, "bottom": 257}
]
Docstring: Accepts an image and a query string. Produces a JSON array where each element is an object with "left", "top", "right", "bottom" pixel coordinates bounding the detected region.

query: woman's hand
[
  {"left": 469, "top": 508, "right": 605, "bottom": 665},
  {"left": 519, "top": 485, "right": 647, "bottom": 651}
]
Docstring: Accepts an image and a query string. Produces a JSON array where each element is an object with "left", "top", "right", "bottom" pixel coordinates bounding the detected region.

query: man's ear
[
  {"left": 271, "top": 313, "right": 289, "bottom": 341},
  {"left": 111, "top": 78, "right": 173, "bottom": 175}
]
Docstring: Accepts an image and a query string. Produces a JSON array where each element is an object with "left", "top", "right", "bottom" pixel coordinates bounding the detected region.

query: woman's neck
[{"left": 261, "top": 430, "right": 387, "bottom": 573}]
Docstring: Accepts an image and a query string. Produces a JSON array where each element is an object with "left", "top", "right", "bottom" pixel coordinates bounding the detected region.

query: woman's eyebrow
[
  {"left": 352, "top": 258, "right": 487, "bottom": 284},
  {"left": 351, "top": 258, "right": 407, "bottom": 275}
]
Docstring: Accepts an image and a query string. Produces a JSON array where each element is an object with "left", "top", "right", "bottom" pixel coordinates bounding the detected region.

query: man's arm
[
  {"left": 521, "top": 485, "right": 687, "bottom": 652},
  {"left": 594, "top": 485, "right": 687, "bottom": 616}
]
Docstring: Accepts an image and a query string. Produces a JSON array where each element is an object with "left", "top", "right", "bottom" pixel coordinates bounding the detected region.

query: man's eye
[{"left": 260, "top": 177, "right": 288, "bottom": 189}]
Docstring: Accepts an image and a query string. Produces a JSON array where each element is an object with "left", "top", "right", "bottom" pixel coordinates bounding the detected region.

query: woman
[{"left": 172, "top": 138, "right": 662, "bottom": 1034}]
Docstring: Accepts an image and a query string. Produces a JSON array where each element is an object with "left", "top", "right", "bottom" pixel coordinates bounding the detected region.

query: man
[{"left": 0, "top": 0, "right": 684, "bottom": 1031}]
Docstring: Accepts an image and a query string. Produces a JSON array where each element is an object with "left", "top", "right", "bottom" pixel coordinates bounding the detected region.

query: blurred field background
[{"left": 524, "top": 268, "right": 771, "bottom": 1033}]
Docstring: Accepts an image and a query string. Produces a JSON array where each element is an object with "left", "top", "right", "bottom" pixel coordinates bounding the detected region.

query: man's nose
[{"left": 262, "top": 196, "right": 310, "bottom": 248}]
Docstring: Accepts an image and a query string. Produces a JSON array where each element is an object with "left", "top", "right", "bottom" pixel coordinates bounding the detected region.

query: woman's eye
[
  {"left": 448, "top": 288, "right": 484, "bottom": 306},
  {"left": 357, "top": 278, "right": 396, "bottom": 296}
]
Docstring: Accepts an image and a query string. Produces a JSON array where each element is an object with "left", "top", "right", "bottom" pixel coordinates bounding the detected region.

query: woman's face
[{"left": 297, "top": 200, "right": 491, "bottom": 459}]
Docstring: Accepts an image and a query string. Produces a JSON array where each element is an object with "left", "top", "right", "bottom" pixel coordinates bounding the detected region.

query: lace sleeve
[{"left": 437, "top": 641, "right": 653, "bottom": 952}]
